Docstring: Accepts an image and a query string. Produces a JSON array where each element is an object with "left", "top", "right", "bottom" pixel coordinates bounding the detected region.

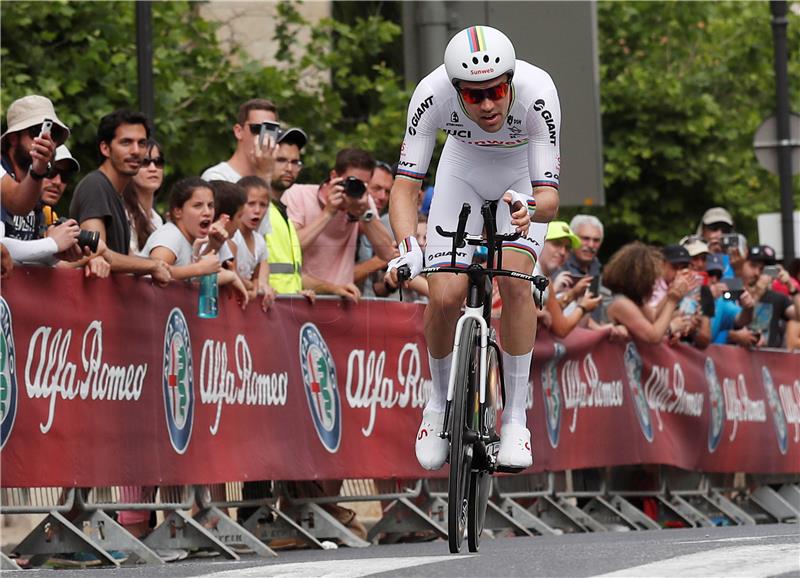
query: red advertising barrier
[{"left": 1, "top": 268, "right": 798, "bottom": 487}]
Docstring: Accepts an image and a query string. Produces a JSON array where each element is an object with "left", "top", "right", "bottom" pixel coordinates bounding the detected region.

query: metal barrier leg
[
  {"left": 143, "top": 510, "right": 239, "bottom": 560},
  {"left": 194, "top": 506, "right": 277, "bottom": 557},
  {"left": 749, "top": 486, "right": 800, "bottom": 523},
  {"left": 484, "top": 501, "right": 536, "bottom": 537},
  {"left": 367, "top": 497, "right": 448, "bottom": 543},
  {"left": 607, "top": 495, "right": 661, "bottom": 530},
  {"left": 539, "top": 496, "right": 607, "bottom": 533},
  {"left": 705, "top": 491, "right": 758, "bottom": 525},
  {"left": 778, "top": 484, "right": 800, "bottom": 511},
  {"left": 242, "top": 504, "right": 325, "bottom": 549},
  {"left": 582, "top": 497, "right": 640, "bottom": 531},
  {"left": 496, "top": 497, "right": 561, "bottom": 535},
  {"left": 1, "top": 552, "right": 21, "bottom": 570},
  {"left": 663, "top": 495, "right": 714, "bottom": 527},
  {"left": 72, "top": 509, "right": 164, "bottom": 565},
  {"left": 13, "top": 510, "right": 120, "bottom": 568},
  {"left": 279, "top": 503, "right": 370, "bottom": 548}
]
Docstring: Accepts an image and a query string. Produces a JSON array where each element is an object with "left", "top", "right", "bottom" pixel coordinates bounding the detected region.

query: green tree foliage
[
  {"left": 592, "top": 1, "right": 800, "bottom": 252},
  {"left": 0, "top": 0, "right": 409, "bottom": 210}
]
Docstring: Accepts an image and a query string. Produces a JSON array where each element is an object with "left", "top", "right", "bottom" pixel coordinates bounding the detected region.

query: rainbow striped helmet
[{"left": 444, "top": 25, "right": 516, "bottom": 86}]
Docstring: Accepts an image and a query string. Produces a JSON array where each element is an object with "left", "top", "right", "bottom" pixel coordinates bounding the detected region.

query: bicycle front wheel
[
  {"left": 467, "top": 342, "right": 500, "bottom": 552},
  {"left": 448, "top": 318, "right": 478, "bottom": 554}
]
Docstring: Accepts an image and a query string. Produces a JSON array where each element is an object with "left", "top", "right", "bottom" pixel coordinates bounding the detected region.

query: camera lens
[
  {"left": 343, "top": 176, "right": 366, "bottom": 198},
  {"left": 77, "top": 230, "right": 100, "bottom": 253}
]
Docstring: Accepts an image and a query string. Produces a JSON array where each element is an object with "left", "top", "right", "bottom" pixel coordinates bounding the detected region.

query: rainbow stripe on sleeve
[{"left": 397, "top": 168, "right": 426, "bottom": 181}]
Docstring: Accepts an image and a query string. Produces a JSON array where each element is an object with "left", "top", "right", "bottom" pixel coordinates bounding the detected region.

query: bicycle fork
[{"left": 441, "top": 306, "right": 489, "bottom": 445}]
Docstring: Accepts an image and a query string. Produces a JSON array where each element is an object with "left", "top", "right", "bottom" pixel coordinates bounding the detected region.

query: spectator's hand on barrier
[
  {"left": 151, "top": 259, "right": 172, "bottom": 287},
  {"left": 0, "top": 244, "right": 13, "bottom": 280},
  {"left": 669, "top": 314, "right": 693, "bottom": 339},
  {"left": 503, "top": 190, "right": 531, "bottom": 236},
  {"left": 300, "top": 289, "right": 317, "bottom": 303},
  {"left": 30, "top": 132, "right": 56, "bottom": 174},
  {"left": 728, "top": 327, "right": 760, "bottom": 348},
  {"left": 46, "top": 218, "right": 80, "bottom": 253},
  {"left": 333, "top": 282, "right": 361, "bottom": 303},
  {"left": 385, "top": 236, "right": 424, "bottom": 287},
  {"left": 55, "top": 242, "right": 84, "bottom": 263},
  {"left": 219, "top": 268, "right": 249, "bottom": 309},
  {"left": 608, "top": 323, "right": 630, "bottom": 341},
  {"left": 259, "top": 283, "right": 277, "bottom": 312},
  {"left": 321, "top": 178, "right": 346, "bottom": 216},
  {"left": 84, "top": 256, "right": 111, "bottom": 278}
]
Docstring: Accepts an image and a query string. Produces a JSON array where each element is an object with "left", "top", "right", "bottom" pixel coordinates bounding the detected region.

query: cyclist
[{"left": 386, "top": 25, "right": 561, "bottom": 470}]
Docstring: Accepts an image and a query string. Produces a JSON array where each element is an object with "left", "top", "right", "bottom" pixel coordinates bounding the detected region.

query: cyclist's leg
[{"left": 495, "top": 179, "right": 539, "bottom": 467}]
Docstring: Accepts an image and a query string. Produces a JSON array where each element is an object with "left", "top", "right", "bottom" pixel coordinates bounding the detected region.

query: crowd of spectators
[{"left": 2, "top": 94, "right": 798, "bottom": 356}]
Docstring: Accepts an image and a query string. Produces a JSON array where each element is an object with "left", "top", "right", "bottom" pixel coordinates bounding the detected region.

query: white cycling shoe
[
  {"left": 497, "top": 423, "right": 533, "bottom": 469},
  {"left": 415, "top": 408, "right": 448, "bottom": 470}
]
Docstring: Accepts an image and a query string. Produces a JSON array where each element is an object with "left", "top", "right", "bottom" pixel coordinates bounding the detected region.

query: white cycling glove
[
  {"left": 506, "top": 189, "right": 537, "bottom": 221},
  {"left": 387, "top": 236, "right": 425, "bottom": 280}
]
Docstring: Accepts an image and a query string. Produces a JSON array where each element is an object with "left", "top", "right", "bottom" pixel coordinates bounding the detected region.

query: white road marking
[
  {"left": 592, "top": 544, "right": 800, "bottom": 578},
  {"left": 675, "top": 533, "right": 796, "bottom": 545},
  {"left": 200, "top": 555, "right": 470, "bottom": 578}
]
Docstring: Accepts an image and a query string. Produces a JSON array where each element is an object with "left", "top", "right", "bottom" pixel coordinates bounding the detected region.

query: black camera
[
  {"left": 342, "top": 176, "right": 366, "bottom": 198},
  {"left": 55, "top": 218, "right": 100, "bottom": 253}
]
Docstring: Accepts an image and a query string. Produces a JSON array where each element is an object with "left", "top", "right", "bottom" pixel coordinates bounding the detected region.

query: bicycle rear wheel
[
  {"left": 467, "top": 342, "right": 500, "bottom": 552},
  {"left": 448, "top": 318, "right": 478, "bottom": 554}
]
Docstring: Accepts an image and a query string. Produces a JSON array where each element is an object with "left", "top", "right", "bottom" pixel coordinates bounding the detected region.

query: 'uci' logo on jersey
[
  {"left": 624, "top": 343, "right": 653, "bottom": 443},
  {"left": 0, "top": 299, "right": 18, "bottom": 450},
  {"left": 163, "top": 308, "right": 194, "bottom": 454},
  {"left": 541, "top": 343, "right": 566, "bottom": 448},
  {"left": 299, "top": 323, "right": 342, "bottom": 453}
]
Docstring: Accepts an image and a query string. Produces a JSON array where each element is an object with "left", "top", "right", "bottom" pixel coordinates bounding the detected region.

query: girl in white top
[
  {"left": 125, "top": 139, "right": 165, "bottom": 253},
  {"left": 233, "top": 176, "right": 276, "bottom": 311},
  {"left": 141, "top": 177, "right": 248, "bottom": 306}
]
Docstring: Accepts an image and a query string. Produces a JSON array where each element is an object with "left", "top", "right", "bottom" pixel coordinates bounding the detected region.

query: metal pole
[
  {"left": 136, "top": 1, "right": 155, "bottom": 129},
  {"left": 770, "top": 1, "right": 795, "bottom": 262}
]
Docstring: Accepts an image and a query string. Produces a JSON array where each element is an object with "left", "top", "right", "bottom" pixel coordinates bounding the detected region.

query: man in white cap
[{"left": 1, "top": 95, "right": 67, "bottom": 215}]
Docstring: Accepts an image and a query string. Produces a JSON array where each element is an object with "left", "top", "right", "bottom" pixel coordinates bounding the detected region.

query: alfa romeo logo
[
  {"left": 624, "top": 343, "right": 653, "bottom": 443},
  {"left": 541, "top": 342, "right": 566, "bottom": 448},
  {"left": 0, "top": 299, "right": 18, "bottom": 450},
  {"left": 299, "top": 323, "right": 342, "bottom": 453},
  {"left": 762, "top": 366, "right": 788, "bottom": 455},
  {"left": 163, "top": 308, "right": 194, "bottom": 454},
  {"left": 705, "top": 357, "right": 725, "bottom": 453}
]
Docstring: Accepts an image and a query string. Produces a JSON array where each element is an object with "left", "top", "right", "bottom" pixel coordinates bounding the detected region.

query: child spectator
[
  {"left": 234, "top": 176, "right": 276, "bottom": 311},
  {"left": 141, "top": 177, "right": 247, "bottom": 305}
]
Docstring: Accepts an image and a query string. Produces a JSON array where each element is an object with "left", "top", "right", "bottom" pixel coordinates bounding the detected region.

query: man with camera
[
  {"left": 69, "top": 109, "right": 170, "bottom": 283},
  {"left": 282, "top": 148, "right": 395, "bottom": 301},
  {"left": 202, "top": 98, "right": 279, "bottom": 187}
]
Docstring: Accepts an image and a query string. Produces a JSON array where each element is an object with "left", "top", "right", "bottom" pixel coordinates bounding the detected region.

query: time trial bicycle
[{"left": 399, "top": 200, "right": 548, "bottom": 553}]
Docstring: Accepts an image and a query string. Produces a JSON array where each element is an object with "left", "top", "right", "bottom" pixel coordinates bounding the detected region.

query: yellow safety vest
[{"left": 266, "top": 202, "right": 303, "bottom": 295}]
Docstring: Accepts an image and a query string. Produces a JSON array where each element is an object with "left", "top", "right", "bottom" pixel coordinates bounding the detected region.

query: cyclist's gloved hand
[
  {"left": 387, "top": 236, "right": 424, "bottom": 281},
  {"left": 504, "top": 189, "right": 536, "bottom": 235}
]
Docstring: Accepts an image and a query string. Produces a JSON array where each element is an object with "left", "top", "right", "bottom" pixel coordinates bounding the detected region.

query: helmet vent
[
  {"left": 483, "top": 55, "right": 489, "bottom": 63},
  {"left": 472, "top": 56, "right": 479, "bottom": 64}
]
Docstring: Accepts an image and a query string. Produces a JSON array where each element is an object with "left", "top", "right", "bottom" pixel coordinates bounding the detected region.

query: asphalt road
[{"left": 7, "top": 522, "right": 798, "bottom": 577}]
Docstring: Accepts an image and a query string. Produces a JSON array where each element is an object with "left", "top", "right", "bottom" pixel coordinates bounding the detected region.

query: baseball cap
[
  {"left": 662, "top": 245, "right": 691, "bottom": 265},
  {"left": 1, "top": 95, "right": 70, "bottom": 144},
  {"left": 680, "top": 235, "right": 710, "bottom": 257},
  {"left": 277, "top": 127, "right": 307, "bottom": 149},
  {"left": 705, "top": 252, "right": 724, "bottom": 274},
  {"left": 545, "top": 221, "right": 581, "bottom": 249},
  {"left": 747, "top": 244, "right": 776, "bottom": 265},
  {"left": 700, "top": 207, "right": 733, "bottom": 227},
  {"left": 53, "top": 145, "right": 80, "bottom": 172}
]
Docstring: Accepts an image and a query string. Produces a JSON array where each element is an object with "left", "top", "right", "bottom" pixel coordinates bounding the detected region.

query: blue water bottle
[{"left": 198, "top": 273, "right": 218, "bottom": 318}]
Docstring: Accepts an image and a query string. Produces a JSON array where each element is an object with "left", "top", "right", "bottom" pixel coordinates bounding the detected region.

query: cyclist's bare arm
[{"left": 532, "top": 185, "right": 559, "bottom": 222}]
